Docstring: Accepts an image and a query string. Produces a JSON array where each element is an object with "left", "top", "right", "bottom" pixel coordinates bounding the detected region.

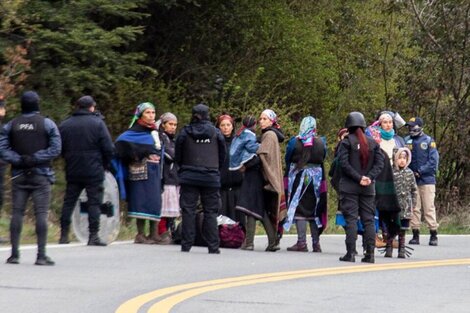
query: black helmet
[{"left": 345, "top": 112, "right": 366, "bottom": 129}]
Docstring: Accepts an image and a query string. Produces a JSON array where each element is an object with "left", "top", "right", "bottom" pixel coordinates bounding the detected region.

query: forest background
[{"left": 0, "top": 0, "right": 469, "bottom": 236}]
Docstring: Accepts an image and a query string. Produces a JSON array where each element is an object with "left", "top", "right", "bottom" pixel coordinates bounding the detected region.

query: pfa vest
[
  {"left": 181, "top": 130, "right": 219, "bottom": 169},
  {"left": 9, "top": 114, "right": 51, "bottom": 167}
]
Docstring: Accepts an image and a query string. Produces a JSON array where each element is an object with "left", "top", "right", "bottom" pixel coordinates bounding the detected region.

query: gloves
[{"left": 21, "top": 155, "right": 36, "bottom": 168}]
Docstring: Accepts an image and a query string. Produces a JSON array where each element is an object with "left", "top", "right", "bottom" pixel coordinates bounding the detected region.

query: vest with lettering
[
  {"left": 181, "top": 130, "right": 219, "bottom": 169},
  {"left": 9, "top": 114, "right": 51, "bottom": 168}
]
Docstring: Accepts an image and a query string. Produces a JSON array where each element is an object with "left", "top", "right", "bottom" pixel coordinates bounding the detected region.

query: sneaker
[
  {"left": 35, "top": 256, "right": 55, "bottom": 266},
  {"left": 265, "top": 243, "right": 280, "bottom": 252},
  {"left": 6, "top": 255, "right": 19, "bottom": 264},
  {"left": 240, "top": 244, "right": 254, "bottom": 251},
  {"left": 287, "top": 243, "right": 308, "bottom": 252}
]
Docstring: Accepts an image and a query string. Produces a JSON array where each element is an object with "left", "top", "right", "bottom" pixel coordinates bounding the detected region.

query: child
[
  {"left": 392, "top": 147, "right": 418, "bottom": 258},
  {"left": 229, "top": 116, "right": 259, "bottom": 171}
]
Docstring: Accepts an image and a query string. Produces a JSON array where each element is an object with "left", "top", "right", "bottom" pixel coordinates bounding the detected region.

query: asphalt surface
[{"left": 1, "top": 234, "right": 469, "bottom": 313}]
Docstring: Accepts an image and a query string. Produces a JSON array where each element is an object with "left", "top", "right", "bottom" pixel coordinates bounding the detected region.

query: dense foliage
[{"left": 1, "top": 0, "right": 469, "bottom": 211}]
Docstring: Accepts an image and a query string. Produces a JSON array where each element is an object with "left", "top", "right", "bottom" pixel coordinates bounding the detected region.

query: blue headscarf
[{"left": 297, "top": 116, "right": 317, "bottom": 147}]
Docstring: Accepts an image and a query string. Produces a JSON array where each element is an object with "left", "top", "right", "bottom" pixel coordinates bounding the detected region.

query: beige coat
[{"left": 258, "top": 130, "right": 286, "bottom": 225}]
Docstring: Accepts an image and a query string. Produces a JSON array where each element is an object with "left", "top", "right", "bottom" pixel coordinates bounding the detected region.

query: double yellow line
[{"left": 116, "top": 258, "right": 470, "bottom": 313}]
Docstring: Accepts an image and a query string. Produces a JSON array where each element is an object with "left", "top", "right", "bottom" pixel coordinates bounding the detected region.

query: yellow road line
[{"left": 116, "top": 258, "right": 470, "bottom": 313}]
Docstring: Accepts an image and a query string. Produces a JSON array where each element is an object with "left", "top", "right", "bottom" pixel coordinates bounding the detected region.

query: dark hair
[{"left": 296, "top": 145, "right": 313, "bottom": 170}]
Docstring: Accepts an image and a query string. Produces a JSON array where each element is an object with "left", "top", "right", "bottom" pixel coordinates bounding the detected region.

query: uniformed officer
[
  {"left": 404, "top": 117, "right": 439, "bottom": 246},
  {"left": 0, "top": 91, "right": 61, "bottom": 265}
]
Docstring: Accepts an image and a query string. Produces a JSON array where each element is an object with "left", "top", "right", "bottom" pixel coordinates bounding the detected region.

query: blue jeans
[{"left": 10, "top": 172, "right": 51, "bottom": 257}]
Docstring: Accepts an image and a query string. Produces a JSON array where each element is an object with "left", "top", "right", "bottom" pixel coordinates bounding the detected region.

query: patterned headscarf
[
  {"left": 129, "top": 102, "right": 155, "bottom": 128},
  {"left": 297, "top": 116, "right": 317, "bottom": 147},
  {"left": 261, "top": 109, "right": 280, "bottom": 128},
  {"left": 156, "top": 112, "right": 177, "bottom": 129},
  {"left": 216, "top": 114, "right": 233, "bottom": 128}
]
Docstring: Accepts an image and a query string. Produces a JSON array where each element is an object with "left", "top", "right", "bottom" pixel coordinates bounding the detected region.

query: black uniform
[
  {"left": 59, "top": 108, "right": 114, "bottom": 243},
  {"left": 338, "top": 133, "right": 384, "bottom": 253},
  {"left": 175, "top": 104, "right": 226, "bottom": 253}
]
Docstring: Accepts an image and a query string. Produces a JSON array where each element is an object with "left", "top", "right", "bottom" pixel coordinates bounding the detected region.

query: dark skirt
[
  {"left": 235, "top": 166, "right": 264, "bottom": 220},
  {"left": 220, "top": 186, "right": 245, "bottom": 226},
  {"left": 128, "top": 162, "right": 162, "bottom": 221}
]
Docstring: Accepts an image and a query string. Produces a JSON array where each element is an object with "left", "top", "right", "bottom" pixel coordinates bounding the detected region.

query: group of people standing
[
  {"left": 0, "top": 90, "right": 440, "bottom": 265},
  {"left": 333, "top": 111, "right": 439, "bottom": 263}
]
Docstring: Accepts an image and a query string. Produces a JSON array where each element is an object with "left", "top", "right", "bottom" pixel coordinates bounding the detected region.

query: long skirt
[
  {"left": 160, "top": 185, "right": 180, "bottom": 217},
  {"left": 128, "top": 162, "right": 162, "bottom": 221},
  {"left": 235, "top": 166, "right": 264, "bottom": 220}
]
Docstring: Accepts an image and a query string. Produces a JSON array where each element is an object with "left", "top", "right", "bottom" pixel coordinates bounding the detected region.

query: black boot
[
  {"left": 339, "top": 243, "right": 356, "bottom": 262},
  {"left": 87, "top": 233, "right": 107, "bottom": 246},
  {"left": 59, "top": 228, "right": 70, "bottom": 244},
  {"left": 35, "top": 255, "right": 55, "bottom": 266},
  {"left": 384, "top": 237, "right": 393, "bottom": 258},
  {"left": 361, "top": 246, "right": 375, "bottom": 263},
  {"left": 398, "top": 231, "right": 406, "bottom": 258},
  {"left": 429, "top": 230, "right": 438, "bottom": 246},
  {"left": 408, "top": 229, "right": 420, "bottom": 245}
]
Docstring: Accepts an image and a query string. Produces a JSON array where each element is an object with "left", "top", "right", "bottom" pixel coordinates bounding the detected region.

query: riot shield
[{"left": 71, "top": 171, "right": 120, "bottom": 244}]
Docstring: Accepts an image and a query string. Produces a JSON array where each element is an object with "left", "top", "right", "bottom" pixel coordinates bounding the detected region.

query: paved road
[{"left": 1, "top": 235, "right": 469, "bottom": 313}]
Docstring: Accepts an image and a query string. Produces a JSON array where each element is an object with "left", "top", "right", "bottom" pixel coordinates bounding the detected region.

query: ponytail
[{"left": 354, "top": 127, "right": 369, "bottom": 169}]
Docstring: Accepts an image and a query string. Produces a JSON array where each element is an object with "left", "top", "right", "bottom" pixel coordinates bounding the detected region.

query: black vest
[
  {"left": 182, "top": 131, "right": 219, "bottom": 169},
  {"left": 9, "top": 114, "right": 51, "bottom": 167}
]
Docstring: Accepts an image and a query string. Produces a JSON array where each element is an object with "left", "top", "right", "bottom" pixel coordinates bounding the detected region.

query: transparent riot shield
[{"left": 71, "top": 171, "right": 120, "bottom": 244}]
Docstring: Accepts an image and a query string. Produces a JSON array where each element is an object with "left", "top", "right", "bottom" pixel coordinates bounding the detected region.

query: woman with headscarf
[
  {"left": 366, "top": 111, "right": 406, "bottom": 255},
  {"left": 216, "top": 114, "right": 244, "bottom": 225},
  {"left": 284, "top": 116, "right": 327, "bottom": 252},
  {"left": 155, "top": 112, "right": 180, "bottom": 243},
  {"left": 338, "top": 112, "right": 384, "bottom": 263},
  {"left": 236, "top": 109, "right": 285, "bottom": 252},
  {"left": 114, "top": 102, "right": 163, "bottom": 244}
]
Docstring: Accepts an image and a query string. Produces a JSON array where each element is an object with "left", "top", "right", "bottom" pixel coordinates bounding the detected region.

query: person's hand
[
  {"left": 414, "top": 172, "right": 420, "bottom": 178},
  {"left": 360, "top": 176, "right": 371, "bottom": 186},
  {"left": 21, "top": 155, "right": 36, "bottom": 168},
  {"left": 239, "top": 165, "right": 246, "bottom": 173},
  {"left": 148, "top": 154, "right": 160, "bottom": 162}
]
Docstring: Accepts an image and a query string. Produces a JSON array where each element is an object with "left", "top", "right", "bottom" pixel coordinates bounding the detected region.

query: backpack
[{"left": 219, "top": 223, "right": 245, "bottom": 248}]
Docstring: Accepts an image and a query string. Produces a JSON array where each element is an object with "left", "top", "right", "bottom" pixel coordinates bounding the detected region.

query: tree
[{"left": 401, "top": 0, "right": 470, "bottom": 202}]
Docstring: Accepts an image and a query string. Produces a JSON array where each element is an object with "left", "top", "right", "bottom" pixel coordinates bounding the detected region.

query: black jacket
[
  {"left": 338, "top": 133, "right": 384, "bottom": 195},
  {"left": 220, "top": 135, "right": 243, "bottom": 188},
  {"left": 59, "top": 109, "right": 114, "bottom": 183},
  {"left": 161, "top": 131, "right": 179, "bottom": 186}
]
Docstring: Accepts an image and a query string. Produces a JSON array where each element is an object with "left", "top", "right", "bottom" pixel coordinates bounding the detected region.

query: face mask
[{"left": 409, "top": 126, "right": 423, "bottom": 137}]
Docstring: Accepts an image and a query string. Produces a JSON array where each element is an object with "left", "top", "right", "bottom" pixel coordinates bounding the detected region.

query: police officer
[
  {"left": 0, "top": 91, "right": 61, "bottom": 265},
  {"left": 338, "top": 112, "right": 384, "bottom": 263},
  {"left": 0, "top": 96, "right": 8, "bottom": 244},
  {"left": 175, "top": 103, "right": 226, "bottom": 254},
  {"left": 58, "top": 96, "right": 114, "bottom": 246},
  {"left": 405, "top": 117, "right": 439, "bottom": 246}
]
